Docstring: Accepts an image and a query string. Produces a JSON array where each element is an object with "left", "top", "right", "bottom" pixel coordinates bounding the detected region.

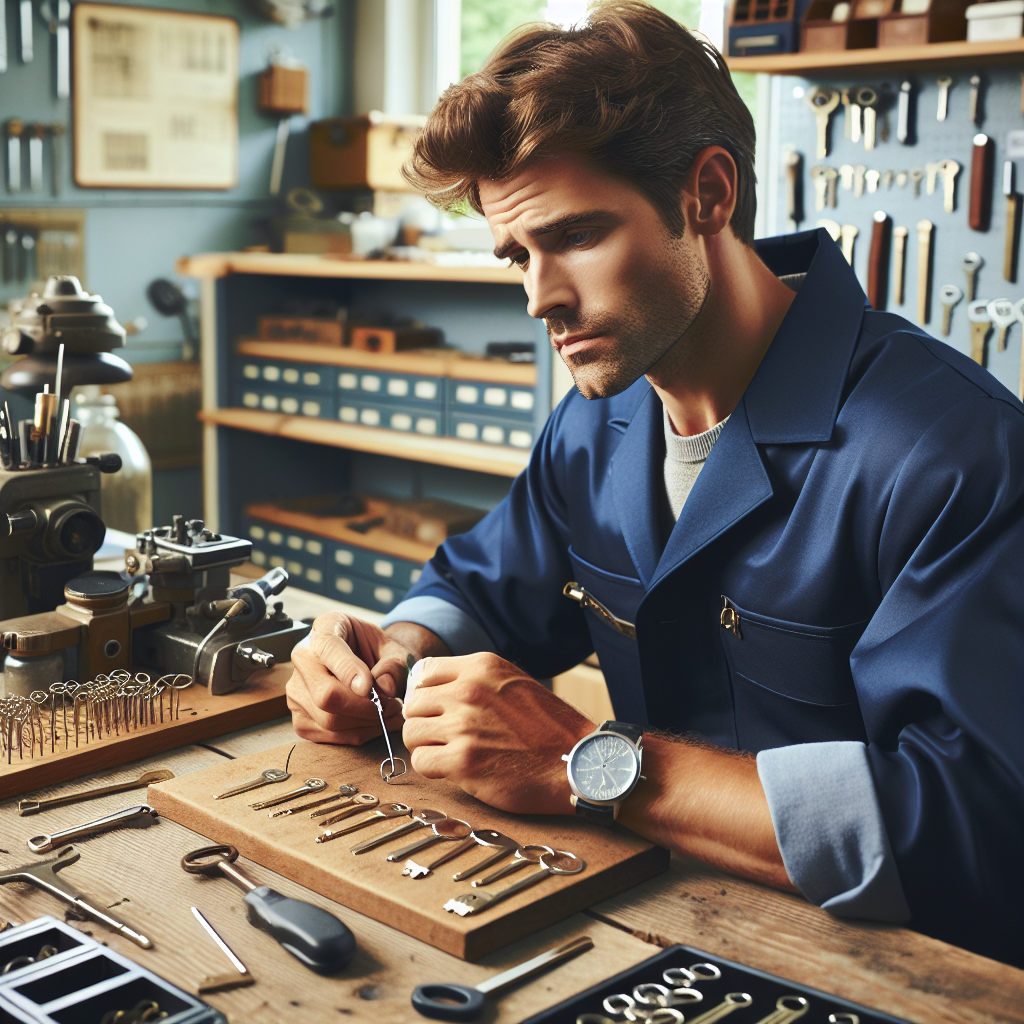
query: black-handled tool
[
  {"left": 411, "top": 935, "right": 593, "bottom": 1021},
  {"left": 181, "top": 844, "right": 356, "bottom": 975}
]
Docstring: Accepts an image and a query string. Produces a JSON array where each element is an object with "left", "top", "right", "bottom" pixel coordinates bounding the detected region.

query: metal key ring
[
  {"left": 645, "top": 1011, "right": 685, "bottom": 1024},
  {"left": 662, "top": 966, "right": 696, "bottom": 988},
  {"left": 381, "top": 755, "right": 408, "bottom": 784},
  {"left": 181, "top": 844, "right": 238, "bottom": 875},
  {"left": 689, "top": 962, "right": 722, "bottom": 981}
]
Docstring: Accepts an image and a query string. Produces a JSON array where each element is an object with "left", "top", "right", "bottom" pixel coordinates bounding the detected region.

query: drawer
[
  {"left": 236, "top": 358, "right": 334, "bottom": 394},
  {"left": 336, "top": 368, "right": 445, "bottom": 410},
  {"left": 329, "top": 540, "right": 424, "bottom": 589},
  {"left": 235, "top": 385, "right": 329, "bottom": 419},
  {"left": 330, "top": 572, "right": 408, "bottom": 613},
  {"left": 449, "top": 412, "right": 534, "bottom": 450},
  {"left": 336, "top": 396, "right": 442, "bottom": 437},
  {"left": 449, "top": 379, "right": 535, "bottom": 423}
]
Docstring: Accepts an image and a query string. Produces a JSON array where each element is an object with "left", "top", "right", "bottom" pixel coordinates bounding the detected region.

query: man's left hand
[{"left": 401, "top": 653, "right": 594, "bottom": 815}]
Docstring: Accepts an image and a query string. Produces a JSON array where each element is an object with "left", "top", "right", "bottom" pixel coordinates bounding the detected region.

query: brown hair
[{"left": 404, "top": 1, "right": 757, "bottom": 244}]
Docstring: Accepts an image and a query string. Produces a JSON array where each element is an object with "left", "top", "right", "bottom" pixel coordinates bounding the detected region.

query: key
[
  {"left": 969, "top": 74, "right": 981, "bottom": 125},
  {"left": 858, "top": 87, "right": 878, "bottom": 150},
  {"left": 268, "top": 783, "right": 359, "bottom": 817},
  {"left": 842, "top": 86, "right": 853, "bottom": 138},
  {"left": 896, "top": 170, "right": 908, "bottom": 189},
  {"left": 631, "top": 982, "right": 704, "bottom": 1011},
  {"left": 850, "top": 92, "right": 863, "bottom": 143},
  {"left": 940, "top": 159, "right": 960, "bottom": 213},
  {"left": 783, "top": 148, "right": 802, "bottom": 226},
  {"left": 686, "top": 993, "right": 755, "bottom": 1024},
  {"left": 839, "top": 163, "right": 854, "bottom": 191},
  {"left": 18, "top": 769, "right": 174, "bottom": 815},
  {"left": 1004, "top": 160, "right": 1019, "bottom": 283},
  {"left": 988, "top": 298, "right": 1016, "bottom": 351},
  {"left": 755, "top": 995, "right": 810, "bottom": 1024},
  {"left": 968, "top": 300, "right": 992, "bottom": 365},
  {"left": 349, "top": 808, "right": 447, "bottom": 853},
  {"left": 214, "top": 767, "right": 290, "bottom": 800},
  {"left": 840, "top": 223, "right": 858, "bottom": 266},
  {"left": 865, "top": 169, "right": 880, "bottom": 194},
  {"left": 963, "top": 250, "right": 983, "bottom": 301},
  {"left": 854, "top": 164, "right": 866, "bottom": 198},
  {"left": 825, "top": 167, "right": 838, "bottom": 207},
  {"left": 811, "top": 165, "right": 830, "bottom": 212},
  {"left": 401, "top": 828, "right": 511, "bottom": 880},
  {"left": 939, "top": 284, "right": 962, "bottom": 336},
  {"left": 816, "top": 218, "right": 841, "bottom": 242},
  {"left": 249, "top": 778, "right": 326, "bottom": 810},
  {"left": 26, "top": 804, "right": 158, "bottom": 853},
  {"left": 1014, "top": 299, "right": 1024, "bottom": 400},
  {"left": 469, "top": 844, "right": 554, "bottom": 885},
  {"left": 917, "top": 219, "right": 934, "bottom": 325},
  {"left": 882, "top": 169, "right": 894, "bottom": 190},
  {"left": 452, "top": 830, "right": 520, "bottom": 882},
  {"left": 937, "top": 76, "right": 952, "bottom": 122},
  {"left": 386, "top": 818, "right": 472, "bottom": 862},
  {"left": 910, "top": 168, "right": 924, "bottom": 197},
  {"left": 444, "top": 850, "right": 586, "bottom": 916},
  {"left": 925, "top": 161, "right": 940, "bottom": 196},
  {"left": 317, "top": 793, "right": 379, "bottom": 826},
  {"left": 805, "top": 87, "right": 840, "bottom": 160},
  {"left": 897, "top": 80, "right": 911, "bottom": 144},
  {"left": 315, "top": 802, "right": 412, "bottom": 843}
]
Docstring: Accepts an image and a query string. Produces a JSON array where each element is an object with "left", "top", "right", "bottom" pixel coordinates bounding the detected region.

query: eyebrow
[{"left": 492, "top": 210, "right": 617, "bottom": 260}]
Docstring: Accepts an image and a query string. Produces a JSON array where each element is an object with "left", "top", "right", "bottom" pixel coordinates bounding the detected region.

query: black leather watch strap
[
  {"left": 599, "top": 721, "right": 643, "bottom": 745},
  {"left": 573, "top": 798, "right": 617, "bottom": 823}
]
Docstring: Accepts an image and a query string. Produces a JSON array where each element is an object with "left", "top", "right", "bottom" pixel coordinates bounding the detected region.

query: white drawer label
[
  {"left": 455, "top": 385, "right": 479, "bottom": 404},
  {"left": 387, "top": 378, "right": 410, "bottom": 397}
]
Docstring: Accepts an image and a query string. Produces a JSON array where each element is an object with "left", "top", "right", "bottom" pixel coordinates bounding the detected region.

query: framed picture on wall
[{"left": 73, "top": 3, "right": 239, "bottom": 189}]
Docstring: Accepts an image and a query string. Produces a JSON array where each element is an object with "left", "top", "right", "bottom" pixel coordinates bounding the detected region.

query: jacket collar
[{"left": 610, "top": 228, "right": 866, "bottom": 587}]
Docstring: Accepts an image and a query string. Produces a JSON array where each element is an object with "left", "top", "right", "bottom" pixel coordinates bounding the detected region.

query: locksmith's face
[{"left": 480, "top": 153, "right": 709, "bottom": 399}]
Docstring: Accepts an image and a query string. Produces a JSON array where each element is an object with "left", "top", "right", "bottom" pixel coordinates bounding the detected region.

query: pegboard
[{"left": 762, "top": 64, "right": 1024, "bottom": 399}]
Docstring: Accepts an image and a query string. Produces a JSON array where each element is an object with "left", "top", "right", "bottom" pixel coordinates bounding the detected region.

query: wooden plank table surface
[{"left": 2, "top": 715, "right": 1022, "bottom": 1023}]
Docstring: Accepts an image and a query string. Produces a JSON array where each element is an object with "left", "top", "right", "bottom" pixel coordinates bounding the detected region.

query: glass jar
[{"left": 71, "top": 385, "right": 153, "bottom": 534}]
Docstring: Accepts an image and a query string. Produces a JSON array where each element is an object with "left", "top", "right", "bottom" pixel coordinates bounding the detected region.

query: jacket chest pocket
[{"left": 719, "top": 596, "right": 868, "bottom": 752}]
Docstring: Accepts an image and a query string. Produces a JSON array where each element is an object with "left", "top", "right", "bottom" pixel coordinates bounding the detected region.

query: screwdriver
[{"left": 181, "top": 844, "right": 356, "bottom": 975}]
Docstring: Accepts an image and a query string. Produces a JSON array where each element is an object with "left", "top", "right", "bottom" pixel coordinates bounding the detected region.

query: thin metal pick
[{"left": 370, "top": 685, "right": 406, "bottom": 784}]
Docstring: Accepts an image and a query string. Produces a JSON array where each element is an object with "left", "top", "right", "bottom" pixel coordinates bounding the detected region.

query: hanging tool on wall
[
  {"left": 19, "top": 0, "right": 32, "bottom": 61},
  {"left": 917, "top": 219, "right": 934, "bottom": 326},
  {"left": 892, "top": 225, "right": 908, "bottom": 306},
  {"left": 868, "top": 211, "right": 891, "bottom": 312},
  {"left": 0, "top": 0, "right": 7, "bottom": 73},
  {"left": 28, "top": 122, "right": 44, "bottom": 191},
  {"left": 896, "top": 81, "right": 912, "bottom": 145},
  {"left": 258, "top": 51, "right": 309, "bottom": 196},
  {"left": 970, "top": 133, "right": 994, "bottom": 232},
  {"left": 40, "top": 0, "right": 70, "bottom": 97},
  {"left": 783, "top": 147, "right": 803, "bottom": 228},
  {"left": 6, "top": 117, "right": 23, "bottom": 192},
  {"left": 1004, "top": 161, "right": 1020, "bottom": 282}
]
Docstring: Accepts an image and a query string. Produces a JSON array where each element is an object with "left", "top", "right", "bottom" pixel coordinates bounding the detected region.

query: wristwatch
[{"left": 562, "top": 721, "right": 643, "bottom": 823}]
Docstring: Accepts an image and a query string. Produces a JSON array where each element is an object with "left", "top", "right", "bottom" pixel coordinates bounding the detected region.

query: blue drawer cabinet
[
  {"left": 450, "top": 379, "right": 535, "bottom": 423},
  {"left": 237, "top": 358, "right": 335, "bottom": 394},
  {"left": 450, "top": 412, "right": 534, "bottom": 449},
  {"left": 337, "top": 367, "right": 445, "bottom": 410},
  {"left": 336, "top": 395, "right": 443, "bottom": 436},
  {"left": 238, "top": 387, "right": 330, "bottom": 418}
]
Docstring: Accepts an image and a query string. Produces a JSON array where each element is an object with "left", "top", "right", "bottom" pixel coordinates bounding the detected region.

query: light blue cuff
[
  {"left": 757, "top": 740, "right": 911, "bottom": 924},
  {"left": 381, "top": 596, "right": 498, "bottom": 656}
]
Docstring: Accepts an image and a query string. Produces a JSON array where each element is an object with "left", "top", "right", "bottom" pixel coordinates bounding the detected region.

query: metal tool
[
  {"left": 841, "top": 86, "right": 853, "bottom": 138},
  {"left": 214, "top": 767, "right": 291, "bottom": 800},
  {"left": 250, "top": 778, "right": 326, "bottom": 810},
  {"left": 839, "top": 163, "right": 853, "bottom": 192},
  {"left": 403, "top": 825, "right": 499, "bottom": 879},
  {"left": 451, "top": 831, "right": 520, "bottom": 882},
  {"left": 6, "top": 117, "right": 22, "bottom": 192},
  {"left": 893, "top": 225, "right": 908, "bottom": 306},
  {"left": 939, "top": 284, "right": 962, "bottom": 336},
  {"left": 909, "top": 168, "right": 923, "bottom": 198},
  {"left": 967, "top": 299, "right": 993, "bottom": 366},
  {"left": 853, "top": 163, "right": 866, "bottom": 198},
  {"left": 936, "top": 76, "right": 952, "bottom": 121},
  {"left": 811, "top": 166, "right": 830, "bottom": 212},
  {"left": 882, "top": 169, "right": 894, "bottom": 190},
  {"left": 444, "top": 850, "right": 586, "bottom": 917},
  {"left": 26, "top": 803, "right": 158, "bottom": 853},
  {"left": 0, "top": 0, "right": 7, "bottom": 72},
  {"left": 411, "top": 935, "right": 593, "bottom": 1021},
  {"left": 917, "top": 219, "right": 933, "bottom": 325},
  {"left": 370, "top": 684, "right": 407, "bottom": 784},
  {"left": 191, "top": 906, "right": 255, "bottom": 994},
  {"left": 839, "top": 223, "right": 858, "bottom": 266},
  {"left": 925, "top": 161, "right": 940, "bottom": 196},
  {"left": 867, "top": 211, "right": 891, "bottom": 311},
  {"left": 940, "top": 159, "right": 960, "bottom": 214},
  {"left": 350, "top": 807, "right": 447, "bottom": 853},
  {"left": 969, "top": 74, "right": 981, "bottom": 125},
  {"left": 686, "top": 992, "right": 755, "bottom": 1024},
  {"left": 988, "top": 298, "right": 1016, "bottom": 352},
  {"left": 829, "top": 1016, "right": 860, "bottom": 1024},
  {"left": 627, "top": 982, "right": 703, "bottom": 1013},
  {"left": 1005, "top": 161, "right": 1020, "bottom": 283},
  {"left": 897, "top": 81, "right": 911, "bottom": 144},
  {"left": 268, "top": 783, "right": 358, "bottom": 817},
  {"left": 18, "top": 769, "right": 174, "bottom": 815},
  {"left": 783, "top": 149, "right": 802, "bottom": 228},
  {"left": 858, "top": 87, "right": 878, "bottom": 150},
  {"left": 182, "top": 844, "right": 356, "bottom": 974},
  {"left": 387, "top": 819, "right": 473, "bottom": 863},
  {"left": 865, "top": 169, "right": 879, "bottom": 194},
  {"left": 317, "top": 792, "right": 379, "bottom": 825},
  {"left": 0, "top": 845, "right": 153, "bottom": 947},
  {"left": 805, "top": 87, "right": 839, "bottom": 160},
  {"left": 19, "top": 0, "right": 31, "bottom": 61},
  {"left": 970, "top": 134, "right": 993, "bottom": 232},
  {"left": 850, "top": 87, "right": 862, "bottom": 143},
  {"left": 40, "top": 0, "right": 70, "bottom": 97},
  {"left": 28, "top": 122, "right": 42, "bottom": 191},
  {"left": 896, "top": 170, "right": 908, "bottom": 189},
  {"left": 472, "top": 844, "right": 556, "bottom": 887},
  {"left": 963, "top": 250, "right": 984, "bottom": 301},
  {"left": 754, "top": 996, "right": 810, "bottom": 1024},
  {"left": 316, "top": 802, "right": 412, "bottom": 843}
]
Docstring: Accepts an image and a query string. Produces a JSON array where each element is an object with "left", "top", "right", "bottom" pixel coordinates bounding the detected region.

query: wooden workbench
[{"left": 1, "top": 717, "right": 1021, "bottom": 1024}]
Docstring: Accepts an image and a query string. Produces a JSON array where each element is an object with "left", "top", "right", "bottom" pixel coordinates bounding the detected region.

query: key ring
[{"left": 370, "top": 686, "right": 407, "bottom": 783}]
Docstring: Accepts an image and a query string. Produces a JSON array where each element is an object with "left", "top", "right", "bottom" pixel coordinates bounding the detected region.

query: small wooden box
[
  {"left": 878, "top": 0, "right": 970, "bottom": 45},
  {"left": 259, "top": 316, "right": 345, "bottom": 346},
  {"left": 310, "top": 113, "right": 425, "bottom": 193},
  {"left": 258, "top": 65, "right": 309, "bottom": 116},
  {"left": 349, "top": 325, "right": 442, "bottom": 354},
  {"left": 801, "top": 0, "right": 879, "bottom": 49}
]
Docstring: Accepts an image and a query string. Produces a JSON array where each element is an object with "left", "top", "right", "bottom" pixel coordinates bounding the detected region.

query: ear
[{"left": 680, "top": 146, "right": 738, "bottom": 237}]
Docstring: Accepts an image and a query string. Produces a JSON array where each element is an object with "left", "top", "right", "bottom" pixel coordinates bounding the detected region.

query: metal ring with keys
[{"left": 26, "top": 804, "right": 159, "bottom": 853}]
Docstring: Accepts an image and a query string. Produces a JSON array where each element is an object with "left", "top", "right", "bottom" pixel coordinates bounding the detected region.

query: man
[{"left": 287, "top": 2, "right": 1023, "bottom": 966}]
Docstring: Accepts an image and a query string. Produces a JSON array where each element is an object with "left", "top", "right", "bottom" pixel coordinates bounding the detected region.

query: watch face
[{"left": 570, "top": 733, "right": 639, "bottom": 803}]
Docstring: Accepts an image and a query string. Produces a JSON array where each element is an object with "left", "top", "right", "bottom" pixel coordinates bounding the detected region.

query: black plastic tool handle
[{"left": 243, "top": 886, "right": 356, "bottom": 975}]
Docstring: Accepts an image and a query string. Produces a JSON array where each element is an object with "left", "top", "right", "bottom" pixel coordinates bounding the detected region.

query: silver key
[
  {"left": 939, "top": 159, "right": 961, "bottom": 213},
  {"left": 214, "top": 767, "right": 290, "bottom": 800},
  {"left": 937, "top": 76, "right": 952, "bottom": 122},
  {"left": 268, "top": 783, "right": 359, "bottom": 817},
  {"left": 851, "top": 92, "right": 863, "bottom": 143},
  {"left": 882, "top": 169, "right": 894, "bottom": 190},
  {"left": 865, "top": 169, "right": 880, "bottom": 194},
  {"left": 909, "top": 168, "right": 924, "bottom": 197},
  {"left": 840, "top": 223, "right": 859, "bottom": 266},
  {"left": 26, "top": 804, "right": 158, "bottom": 853},
  {"left": 402, "top": 828, "right": 509, "bottom": 880},
  {"left": 841, "top": 86, "right": 854, "bottom": 138},
  {"left": 925, "top": 161, "right": 941, "bottom": 196},
  {"left": 839, "top": 163, "right": 854, "bottom": 191},
  {"left": 349, "top": 808, "right": 447, "bottom": 853},
  {"left": 858, "top": 87, "right": 878, "bottom": 150},
  {"left": 250, "top": 778, "right": 326, "bottom": 810},
  {"left": 896, "top": 170, "right": 908, "bottom": 189},
  {"left": 854, "top": 164, "right": 866, "bottom": 198},
  {"left": 988, "top": 298, "right": 1016, "bottom": 351},
  {"left": 897, "top": 81, "right": 911, "bottom": 144},
  {"left": 472, "top": 844, "right": 554, "bottom": 886},
  {"left": 452, "top": 830, "right": 520, "bottom": 882},
  {"left": 969, "top": 74, "right": 981, "bottom": 125},
  {"left": 963, "top": 250, "right": 984, "bottom": 300},
  {"left": 387, "top": 818, "right": 472, "bottom": 862},
  {"left": 317, "top": 792, "right": 379, "bottom": 825},
  {"left": 687, "top": 993, "right": 755, "bottom": 1024},
  {"left": 806, "top": 87, "right": 840, "bottom": 160},
  {"left": 315, "top": 801, "right": 411, "bottom": 843},
  {"left": 939, "top": 283, "right": 963, "bottom": 336},
  {"left": 444, "top": 850, "right": 586, "bottom": 916}
]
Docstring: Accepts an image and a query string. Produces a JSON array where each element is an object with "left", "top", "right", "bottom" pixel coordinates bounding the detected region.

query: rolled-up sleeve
[{"left": 381, "top": 596, "right": 498, "bottom": 656}]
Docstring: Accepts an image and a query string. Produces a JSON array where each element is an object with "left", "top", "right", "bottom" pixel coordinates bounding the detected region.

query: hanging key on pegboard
[{"left": 258, "top": 52, "right": 310, "bottom": 197}]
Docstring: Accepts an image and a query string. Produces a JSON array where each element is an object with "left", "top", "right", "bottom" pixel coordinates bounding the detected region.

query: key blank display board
[{"left": 147, "top": 740, "right": 669, "bottom": 961}]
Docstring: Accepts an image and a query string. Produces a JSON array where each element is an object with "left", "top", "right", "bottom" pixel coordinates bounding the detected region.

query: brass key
[
  {"left": 469, "top": 844, "right": 555, "bottom": 885},
  {"left": 315, "top": 802, "right": 411, "bottom": 843},
  {"left": 939, "top": 283, "right": 962, "bottom": 336},
  {"left": 896, "top": 170, "right": 908, "bottom": 189},
  {"left": 882, "top": 169, "right": 894, "bottom": 190},
  {"left": 967, "top": 299, "right": 993, "bottom": 366},
  {"left": 858, "top": 87, "right": 878, "bottom": 150},
  {"left": 268, "top": 783, "right": 358, "bottom": 817},
  {"left": 893, "top": 226, "right": 908, "bottom": 305},
  {"left": 806, "top": 87, "right": 840, "bottom": 160},
  {"left": 214, "top": 767, "right": 290, "bottom": 800},
  {"left": 755, "top": 995, "right": 810, "bottom": 1024},
  {"left": 963, "top": 250, "right": 984, "bottom": 300},
  {"left": 317, "top": 793, "right": 379, "bottom": 826},
  {"left": 936, "top": 76, "right": 952, "bottom": 122},
  {"left": 940, "top": 159, "right": 961, "bottom": 213},
  {"left": 349, "top": 808, "right": 447, "bottom": 854},
  {"left": 917, "top": 219, "right": 934, "bottom": 324},
  {"left": 840, "top": 223, "right": 858, "bottom": 266},
  {"left": 386, "top": 818, "right": 472, "bottom": 862},
  {"left": 250, "top": 778, "right": 326, "bottom": 810},
  {"left": 811, "top": 166, "right": 830, "bottom": 212},
  {"left": 686, "top": 992, "right": 754, "bottom": 1024},
  {"left": 841, "top": 86, "right": 854, "bottom": 138},
  {"left": 988, "top": 298, "right": 1016, "bottom": 351}
]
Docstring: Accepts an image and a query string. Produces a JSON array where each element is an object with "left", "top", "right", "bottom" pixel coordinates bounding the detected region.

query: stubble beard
[{"left": 550, "top": 242, "right": 711, "bottom": 401}]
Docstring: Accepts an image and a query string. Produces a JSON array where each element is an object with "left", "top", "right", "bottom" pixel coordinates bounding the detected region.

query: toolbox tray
[{"left": 520, "top": 943, "right": 910, "bottom": 1024}]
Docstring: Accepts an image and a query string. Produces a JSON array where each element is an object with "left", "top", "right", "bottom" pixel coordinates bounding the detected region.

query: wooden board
[
  {"left": 148, "top": 739, "right": 670, "bottom": 961},
  {"left": 0, "top": 666, "right": 290, "bottom": 800}
]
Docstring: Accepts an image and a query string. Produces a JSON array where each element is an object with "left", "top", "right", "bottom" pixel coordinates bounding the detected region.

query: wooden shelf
[
  {"left": 726, "top": 36, "right": 1024, "bottom": 74},
  {"left": 177, "top": 251, "right": 522, "bottom": 285},
  {"left": 200, "top": 407, "right": 531, "bottom": 477}
]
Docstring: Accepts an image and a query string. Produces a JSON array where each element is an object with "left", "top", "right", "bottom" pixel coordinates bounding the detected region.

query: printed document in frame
[{"left": 73, "top": 4, "right": 239, "bottom": 189}]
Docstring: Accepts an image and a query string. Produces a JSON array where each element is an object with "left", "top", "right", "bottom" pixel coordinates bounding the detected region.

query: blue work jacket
[{"left": 405, "top": 228, "right": 1024, "bottom": 966}]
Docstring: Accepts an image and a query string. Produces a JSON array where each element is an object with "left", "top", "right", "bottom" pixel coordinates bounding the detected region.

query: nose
[{"left": 525, "top": 256, "right": 577, "bottom": 321}]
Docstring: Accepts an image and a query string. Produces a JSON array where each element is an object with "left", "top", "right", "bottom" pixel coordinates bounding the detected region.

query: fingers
[
  {"left": 370, "top": 641, "right": 415, "bottom": 698},
  {"left": 309, "top": 613, "right": 377, "bottom": 697}
]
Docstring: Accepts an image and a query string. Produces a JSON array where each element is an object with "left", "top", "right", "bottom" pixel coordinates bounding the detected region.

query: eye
[
  {"left": 566, "top": 230, "right": 596, "bottom": 247},
  {"left": 507, "top": 250, "right": 529, "bottom": 270}
]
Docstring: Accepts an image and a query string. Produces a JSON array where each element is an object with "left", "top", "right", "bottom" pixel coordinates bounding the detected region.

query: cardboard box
[
  {"left": 966, "top": 0, "right": 1024, "bottom": 40},
  {"left": 349, "top": 325, "right": 442, "bottom": 353},
  {"left": 310, "top": 112, "right": 426, "bottom": 192}
]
